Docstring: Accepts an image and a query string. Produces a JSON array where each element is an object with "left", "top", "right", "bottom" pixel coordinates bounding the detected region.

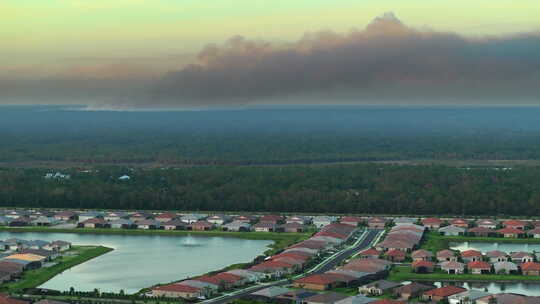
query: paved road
[{"left": 203, "top": 229, "right": 382, "bottom": 304}]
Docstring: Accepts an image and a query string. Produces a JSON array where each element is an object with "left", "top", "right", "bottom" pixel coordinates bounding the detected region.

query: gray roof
[
  {"left": 305, "top": 292, "right": 349, "bottom": 304},
  {"left": 109, "top": 219, "right": 134, "bottom": 225},
  {"left": 493, "top": 261, "right": 518, "bottom": 272},
  {"left": 335, "top": 295, "right": 376, "bottom": 304},
  {"left": 361, "top": 280, "right": 402, "bottom": 290},
  {"left": 251, "top": 286, "right": 290, "bottom": 298},
  {"left": 449, "top": 290, "right": 491, "bottom": 301},
  {"left": 438, "top": 225, "right": 466, "bottom": 232}
]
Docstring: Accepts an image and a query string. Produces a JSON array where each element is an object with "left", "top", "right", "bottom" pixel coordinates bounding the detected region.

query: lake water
[
  {"left": 0, "top": 232, "right": 272, "bottom": 294},
  {"left": 431, "top": 281, "right": 540, "bottom": 296},
  {"left": 450, "top": 241, "right": 540, "bottom": 253}
]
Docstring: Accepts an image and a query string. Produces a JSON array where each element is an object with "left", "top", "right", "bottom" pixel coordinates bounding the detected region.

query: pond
[
  {"left": 0, "top": 231, "right": 272, "bottom": 294},
  {"left": 450, "top": 241, "right": 540, "bottom": 253},
  {"left": 429, "top": 281, "right": 540, "bottom": 296}
]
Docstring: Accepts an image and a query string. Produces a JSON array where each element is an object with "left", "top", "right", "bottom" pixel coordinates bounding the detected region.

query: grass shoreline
[{"left": 2, "top": 245, "right": 113, "bottom": 292}]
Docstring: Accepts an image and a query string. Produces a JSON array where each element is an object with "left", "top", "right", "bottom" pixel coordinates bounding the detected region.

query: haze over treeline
[
  {"left": 3, "top": 13, "right": 540, "bottom": 108},
  {"left": 2, "top": 106, "right": 540, "bottom": 165}
]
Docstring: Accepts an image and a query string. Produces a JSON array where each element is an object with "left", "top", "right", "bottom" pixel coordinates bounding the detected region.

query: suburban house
[
  {"left": 207, "top": 215, "right": 232, "bottom": 226},
  {"left": 253, "top": 222, "right": 279, "bottom": 232},
  {"left": 497, "top": 227, "right": 526, "bottom": 238},
  {"left": 461, "top": 249, "right": 482, "bottom": 262},
  {"left": 135, "top": 219, "right": 161, "bottom": 230},
  {"left": 312, "top": 216, "right": 337, "bottom": 228},
  {"left": 303, "top": 292, "right": 350, "bottom": 304},
  {"left": 411, "top": 249, "right": 432, "bottom": 262},
  {"left": 32, "top": 216, "right": 60, "bottom": 226},
  {"left": 155, "top": 212, "right": 179, "bottom": 223},
  {"left": 151, "top": 284, "right": 203, "bottom": 299},
  {"left": 421, "top": 218, "right": 442, "bottom": 229},
  {"left": 181, "top": 214, "right": 206, "bottom": 224},
  {"left": 162, "top": 219, "right": 187, "bottom": 230},
  {"left": 109, "top": 219, "right": 135, "bottom": 229},
  {"left": 286, "top": 216, "right": 311, "bottom": 225},
  {"left": 521, "top": 262, "right": 540, "bottom": 276},
  {"left": 448, "top": 290, "right": 492, "bottom": 304},
  {"left": 502, "top": 220, "right": 528, "bottom": 230},
  {"left": 436, "top": 250, "right": 458, "bottom": 262},
  {"left": 104, "top": 212, "right": 129, "bottom": 221},
  {"left": 129, "top": 212, "right": 153, "bottom": 222},
  {"left": 467, "top": 261, "right": 491, "bottom": 274},
  {"left": 486, "top": 250, "right": 508, "bottom": 263},
  {"left": 450, "top": 218, "right": 469, "bottom": 228},
  {"left": 527, "top": 227, "right": 540, "bottom": 238},
  {"left": 359, "top": 248, "right": 380, "bottom": 259},
  {"left": 438, "top": 225, "right": 466, "bottom": 236},
  {"left": 78, "top": 218, "right": 107, "bottom": 228},
  {"left": 476, "top": 219, "right": 498, "bottom": 229},
  {"left": 411, "top": 260, "right": 434, "bottom": 273},
  {"left": 293, "top": 274, "right": 344, "bottom": 291},
  {"left": 422, "top": 286, "right": 467, "bottom": 302},
  {"left": 8, "top": 217, "right": 33, "bottom": 227},
  {"left": 54, "top": 211, "right": 77, "bottom": 221},
  {"left": 393, "top": 217, "right": 417, "bottom": 226},
  {"left": 367, "top": 218, "right": 387, "bottom": 229},
  {"left": 283, "top": 223, "right": 305, "bottom": 233},
  {"left": 340, "top": 216, "right": 363, "bottom": 227},
  {"left": 393, "top": 282, "right": 435, "bottom": 300},
  {"left": 440, "top": 261, "right": 465, "bottom": 274},
  {"left": 468, "top": 227, "right": 494, "bottom": 237},
  {"left": 359, "top": 280, "right": 402, "bottom": 296},
  {"left": 233, "top": 215, "right": 256, "bottom": 223},
  {"left": 385, "top": 249, "right": 406, "bottom": 262},
  {"left": 44, "top": 240, "right": 71, "bottom": 252},
  {"left": 244, "top": 286, "right": 290, "bottom": 302},
  {"left": 259, "top": 215, "right": 284, "bottom": 224},
  {"left": 78, "top": 212, "right": 103, "bottom": 222},
  {"left": 493, "top": 261, "right": 518, "bottom": 274},
  {"left": 276, "top": 289, "right": 318, "bottom": 304},
  {"left": 250, "top": 261, "right": 296, "bottom": 278},
  {"left": 509, "top": 251, "right": 534, "bottom": 264},
  {"left": 222, "top": 221, "right": 251, "bottom": 232},
  {"left": 189, "top": 221, "right": 214, "bottom": 231}
]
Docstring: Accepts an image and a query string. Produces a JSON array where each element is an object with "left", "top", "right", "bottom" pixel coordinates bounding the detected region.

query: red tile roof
[
  {"left": 360, "top": 248, "right": 380, "bottom": 256},
  {"left": 521, "top": 262, "right": 540, "bottom": 271},
  {"left": 387, "top": 249, "right": 406, "bottom": 257},
  {"left": 411, "top": 260, "right": 434, "bottom": 268},
  {"left": 503, "top": 220, "right": 527, "bottom": 227},
  {"left": 422, "top": 218, "right": 442, "bottom": 224},
  {"left": 423, "top": 286, "right": 467, "bottom": 297},
  {"left": 468, "top": 261, "right": 491, "bottom": 269},
  {"left": 469, "top": 227, "right": 494, "bottom": 233},
  {"left": 212, "top": 272, "right": 243, "bottom": 283},
  {"left": 294, "top": 274, "right": 339, "bottom": 285},
  {"left": 153, "top": 284, "right": 200, "bottom": 293},
  {"left": 497, "top": 227, "right": 525, "bottom": 234},
  {"left": 461, "top": 249, "right": 482, "bottom": 257}
]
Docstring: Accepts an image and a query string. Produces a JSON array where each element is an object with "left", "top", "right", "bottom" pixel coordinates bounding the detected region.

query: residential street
[{"left": 202, "top": 229, "right": 383, "bottom": 304}]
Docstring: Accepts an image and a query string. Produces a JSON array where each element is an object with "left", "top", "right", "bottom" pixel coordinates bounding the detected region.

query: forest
[
  {"left": 2, "top": 106, "right": 540, "bottom": 165},
  {"left": 1, "top": 164, "right": 540, "bottom": 216}
]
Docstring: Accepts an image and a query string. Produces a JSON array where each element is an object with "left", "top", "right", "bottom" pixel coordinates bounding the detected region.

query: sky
[{"left": 3, "top": 0, "right": 540, "bottom": 107}]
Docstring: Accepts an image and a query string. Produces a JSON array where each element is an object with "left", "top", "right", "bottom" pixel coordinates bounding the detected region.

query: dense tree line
[
  {"left": 3, "top": 106, "right": 540, "bottom": 165},
  {"left": 1, "top": 165, "right": 540, "bottom": 216}
]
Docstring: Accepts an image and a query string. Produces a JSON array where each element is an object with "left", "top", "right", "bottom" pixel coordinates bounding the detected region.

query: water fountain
[{"left": 182, "top": 234, "right": 202, "bottom": 247}]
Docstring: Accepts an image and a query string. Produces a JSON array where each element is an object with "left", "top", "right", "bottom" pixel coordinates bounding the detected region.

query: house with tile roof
[{"left": 421, "top": 286, "right": 467, "bottom": 302}]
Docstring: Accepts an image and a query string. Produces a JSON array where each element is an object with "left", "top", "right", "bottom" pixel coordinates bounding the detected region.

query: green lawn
[
  {"left": 388, "top": 266, "right": 540, "bottom": 283},
  {"left": 1, "top": 245, "right": 113, "bottom": 292}
]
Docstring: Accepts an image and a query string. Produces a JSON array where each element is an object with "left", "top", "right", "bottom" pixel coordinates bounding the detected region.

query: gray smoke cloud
[
  {"left": 3, "top": 13, "right": 540, "bottom": 107},
  {"left": 150, "top": 12, "right": 540, "bottom": 107}
]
